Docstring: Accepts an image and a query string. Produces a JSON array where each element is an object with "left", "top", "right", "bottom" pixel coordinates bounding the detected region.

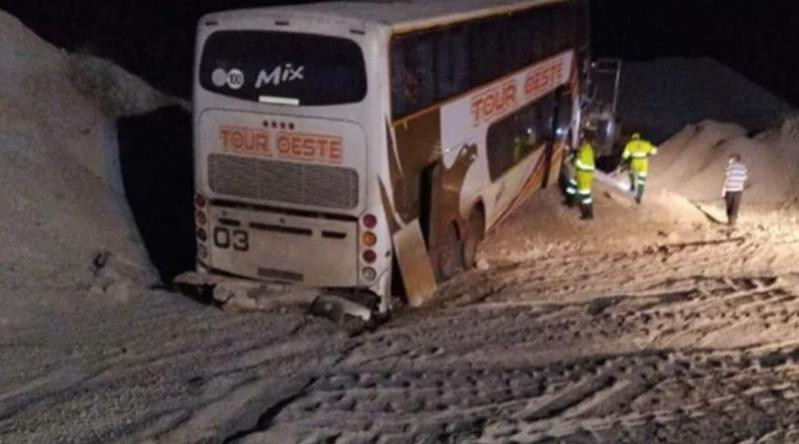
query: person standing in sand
[
  {"left": 622, "top": 132, "right": 658, "bottom": 204},
  {"left": 573, "top": 138, "right": 596, "bottom": 220},
  {"left": 722, "top": 153, "right": 748, "bottom": 225}
]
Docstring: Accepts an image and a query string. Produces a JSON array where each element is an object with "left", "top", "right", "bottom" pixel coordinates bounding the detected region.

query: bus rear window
[{"left": 199, "top": 31, "right": 367, "bottom": 106}]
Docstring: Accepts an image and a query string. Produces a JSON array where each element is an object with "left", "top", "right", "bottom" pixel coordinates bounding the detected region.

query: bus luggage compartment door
[{"left": 208, "top": 206, "right": 359, "bottom": 287}]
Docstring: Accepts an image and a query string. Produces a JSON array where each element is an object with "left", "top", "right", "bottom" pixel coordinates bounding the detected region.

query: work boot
[
  {"left": 635, "top": 186, "right": 645, "bottom": 204},
  {"left": 580, "top": 204, "right": 594, "bottom": 220}
]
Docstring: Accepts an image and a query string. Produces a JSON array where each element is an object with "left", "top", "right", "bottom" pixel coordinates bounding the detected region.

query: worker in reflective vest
[
  {"left": 574, "top": 139, "right": 595, "bottom": 220},
  {"left": 622, "top": 132, "right": 658, "bottom": 204}
]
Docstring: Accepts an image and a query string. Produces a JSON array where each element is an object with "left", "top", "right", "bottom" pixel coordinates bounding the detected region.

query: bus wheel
[
  {"left": 437, "top": 221, "right": 464, "bottom": 280},
  {"left": 463, "top": 208, "right": 484, "bottom": 268}
]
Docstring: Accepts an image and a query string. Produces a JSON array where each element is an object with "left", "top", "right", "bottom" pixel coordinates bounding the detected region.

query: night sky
[{"left": 2, "top": 0, "right": 798, "bottom": 105}]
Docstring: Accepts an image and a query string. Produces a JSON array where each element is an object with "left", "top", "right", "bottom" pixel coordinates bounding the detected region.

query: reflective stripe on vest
[{"left": 575, "top": 160, "right": 595, "bottom": 172}]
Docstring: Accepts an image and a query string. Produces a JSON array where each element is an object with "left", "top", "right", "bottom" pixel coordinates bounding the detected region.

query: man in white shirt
[{"left": 722, "top": 154, "right": 748, "bottom": 225}]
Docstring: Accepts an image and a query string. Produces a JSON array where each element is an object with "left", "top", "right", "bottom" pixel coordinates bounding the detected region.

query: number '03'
[{"left": 213, "top": 227, "right": 249, "bottom": 251}]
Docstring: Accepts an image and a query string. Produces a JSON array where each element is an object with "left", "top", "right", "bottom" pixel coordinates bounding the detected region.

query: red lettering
[
  {"left": 290, "top": 135, "right": 302, "bottom": 156},
  {"left": 220, "top": 127, "right": 233, "bottom": 147},
  {"left": 254, "top": 132, "right": 268, "bottom": 152},
  {"left": 329, "top": 139, "right": 342, "bottom": 164},
  {"left": 503, "top": 83, "right": 517, "bottom": 111},
  {"left": 471, "top": 80, "right": 517, "bottom": 126},
  {"left": 470, "top": 97, "right": 485, "bottom": 127},
  {"left": 277, "top": 134, "right": 291, "bottom": 154},
  {"left": 274, "top": 132, "right": 343, "bottom": 164},
  {"left": 219, "top": 126, "right": 271, "bottom": 156},
  {"left": 317, "top": 138, "right": 329, "bottom": 159},
  {"left": 525, "top": 60, "right": 564, "bottom": 99},
  {"left": 303, "top": 138, "right": 315, "bottom": 157}
]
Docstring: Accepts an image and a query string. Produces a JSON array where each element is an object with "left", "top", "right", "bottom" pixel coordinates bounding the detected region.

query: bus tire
[
  {"left": 463, "top": 208, "right": 484, "bottom": 268},
  {"left": 437, "top": 221, "right": 464, "bottom": 280}
]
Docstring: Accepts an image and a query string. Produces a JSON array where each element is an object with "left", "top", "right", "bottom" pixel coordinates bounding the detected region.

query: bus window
[
  {"left": 469, "top": 20, "right": 503, "bottom": 88},
  {"left": 434, "top": 27, "right": 468, "bottom": 99},
  {"left": 392, "top": 32, "right": 436, "bottom": 117},
  {"left": 486, "top": 94, "right": 555, "bottom": 181},
  {"left": 553, "top": 3, "right": 575, "bottom": 52},
  {"left": 509, "top": 12, "right": 535, "bottom": 69},
  {"left": 536, "top": 8, "right": 555, "bottom": 56},
  {"left": 391, "top": 2, "right": 572, "bottom": 119},
  {"left": 199, "top": 31, "right": 366, "bottom": 105}
]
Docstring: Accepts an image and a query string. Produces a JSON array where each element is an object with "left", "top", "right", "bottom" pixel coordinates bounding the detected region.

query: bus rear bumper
[{"left": 174, "top": 270, "right": 374, "bottom": 322}]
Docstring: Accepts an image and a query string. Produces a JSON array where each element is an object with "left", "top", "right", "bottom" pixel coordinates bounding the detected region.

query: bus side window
[
  {"left": 392, "top": 34, "right": 435, "bottom": 117},
  {"left": 435, "top": 27, "right": 468, "bottom": 100},
  {"left": 538, "top": 93, "right": 556, "bottom": 140},
  {"left": 528, "top": 9, "right": 545, "bottom": 62},
  {"left": 409, "top": 36, "right": 435, "bottom": 112},
  {"left": 487, "top": 99, "right": 549, "bottom": 181},
  {"left": 552, "top": 3, "right": 574, "bottom": 52},
  {"left": 512, "top": 11, "right": 536, "bottom": 68},
  {"left": 537, "top": 7, "right": 555, "bottom": 57},
  {"left": 469, "top": 20, "right": 502, "bottom": 88},
  {"left": 391, "top": 38, "right": 409, "bottom": 117}
]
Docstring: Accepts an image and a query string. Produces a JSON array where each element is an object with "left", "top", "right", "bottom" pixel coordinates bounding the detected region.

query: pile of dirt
[
  {"left": 0, "top": 11, "right": 180, "bottom": 328},
  {"left": 651, "top": 117, "right": 799, "bottom": 208}
]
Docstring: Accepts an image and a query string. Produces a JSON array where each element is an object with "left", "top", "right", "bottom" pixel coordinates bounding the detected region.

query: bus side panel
[
  {"left": 389, "top": 109, "right": 465, "bottom": 283},
  {"left": 380, "top": 120, "right": 440, "bottom": 304}
]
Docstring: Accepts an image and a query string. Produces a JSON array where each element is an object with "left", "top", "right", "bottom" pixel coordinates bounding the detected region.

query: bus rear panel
[{"left": 193, "top": 15, "right": 393, "bottom": 309}]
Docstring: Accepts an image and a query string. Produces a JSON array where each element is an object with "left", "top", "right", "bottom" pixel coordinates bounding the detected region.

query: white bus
[{"left": 192, "top": 0, "right": 590, "bottom": 313}]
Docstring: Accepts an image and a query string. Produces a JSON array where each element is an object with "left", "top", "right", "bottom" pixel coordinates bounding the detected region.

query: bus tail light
[
  {"left": 362, "top": 213, "right": 377, "bottom": 229},
  {"left": 198, "top": 244, "right": 208, "bottom": 259},
  {"left": 196, "top": 228, "right": 208, "bottom": 242},
  {"left": 195, "top": 193, "right": 207, "bottom": 208},
  {"left": 362, "top": 267, "right": 376, "bottom": 282},
  {"left": 362, "top": 231, "right": 377, "bottom": 247},
  {"left": 196, "top": 210, "right": 207, "bottom": 226},
  {"left": 362, "top": 250, "right": 377, "bottom": 264}
]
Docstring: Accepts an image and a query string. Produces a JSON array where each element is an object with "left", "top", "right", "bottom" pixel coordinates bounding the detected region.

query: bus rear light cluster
[
  {"left": 362, "top": 250, "right": 377, "bottom": 264},
  {"left": 195, "top": 193, "right": 209, "bottom": 263},
  {"left": 362, "top": 231, "right": 377, "bottom": 247},
  {"left": 362, "top": 213, "right": 377, "bottom": 229},
  {"left": 362, "top": 267, "right": 376, "bottom": 282},
  {"left": 194, "top": 193, "right": 207, "bottom": 208}
]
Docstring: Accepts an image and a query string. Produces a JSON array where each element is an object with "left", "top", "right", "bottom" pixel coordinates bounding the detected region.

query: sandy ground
[
  {"left": 5, "top": 185, "right": 799, "bottom": 444},
  {"left": 4, "top": 9, "right": 799, "bottom": 444}
]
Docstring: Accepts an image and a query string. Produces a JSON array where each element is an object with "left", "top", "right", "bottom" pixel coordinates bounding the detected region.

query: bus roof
[{"left": 206, "top": 0, "right": 568, "bottom": 34}]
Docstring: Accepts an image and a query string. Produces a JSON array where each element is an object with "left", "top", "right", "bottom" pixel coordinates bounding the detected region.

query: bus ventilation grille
[{"left": 208, "top": 154, "right": 359, "bottom": 210}]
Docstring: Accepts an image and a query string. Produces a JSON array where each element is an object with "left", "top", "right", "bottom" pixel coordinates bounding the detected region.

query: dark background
[{"left": 1, "top": 0, "right": 798, "bottom": 105}]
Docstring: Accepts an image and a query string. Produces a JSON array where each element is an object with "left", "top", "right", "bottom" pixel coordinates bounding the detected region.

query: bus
[{"left": 191, "top": 0, "right": 591, "bottom": 314}]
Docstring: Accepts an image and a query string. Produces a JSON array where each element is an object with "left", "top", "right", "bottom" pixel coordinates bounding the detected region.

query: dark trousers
[{"left": 725, "top": 191, "right": 742, "bottom": 225}]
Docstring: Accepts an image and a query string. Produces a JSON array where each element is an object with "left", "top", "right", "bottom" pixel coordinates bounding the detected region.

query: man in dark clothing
[{"left": 722, "top": 154, "right": 748, "bottom": 225}]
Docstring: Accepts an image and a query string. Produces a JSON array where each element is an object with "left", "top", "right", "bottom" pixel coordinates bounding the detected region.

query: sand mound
[
  {"left": 0, "top": 11, "right": 178, "bottom": 323},
  {"left": 651, "top": 117, "right": 799, "bottom": 207}
]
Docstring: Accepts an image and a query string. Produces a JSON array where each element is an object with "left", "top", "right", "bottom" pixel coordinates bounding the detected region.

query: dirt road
[{"left": 4, "top": 186, "right": 799, "bottom": 444}]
